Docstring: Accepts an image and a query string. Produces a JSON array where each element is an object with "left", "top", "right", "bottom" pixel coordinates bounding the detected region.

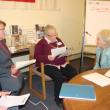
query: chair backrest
[{"left": 29, "top": 44, "right": 52, "bottom": 81}]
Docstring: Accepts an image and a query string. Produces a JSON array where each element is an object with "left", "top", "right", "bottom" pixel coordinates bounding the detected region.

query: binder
[{"left": 59, "top": 83, "right": 96, "bottom": 101}]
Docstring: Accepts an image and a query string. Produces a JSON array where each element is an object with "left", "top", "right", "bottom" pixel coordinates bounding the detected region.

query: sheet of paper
[
  {"left": 15, "top": 59, "right": 36, "bottom": 69},
  {"left": 51, "top": 46, "right": 66, "bottom": 57},
  {"left": 0, "top": 93, "right": 30, "bottom": 107},
  {"left": 82, "top": 72, "right": 110, "bottom": 87},
  {"left": 104, "top": 70, "right": 110, "bottom": 77}
]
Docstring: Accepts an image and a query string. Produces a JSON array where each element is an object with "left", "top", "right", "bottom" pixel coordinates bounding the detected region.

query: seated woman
[
  {"left": 34, "top": 25, "right": 77, "bottom": 107},
  {"left": 94, "top": 29, "right": 110, "bottom": 69},
  {"left": 0, "top": 20, "right": 23, "bottom": 95}
]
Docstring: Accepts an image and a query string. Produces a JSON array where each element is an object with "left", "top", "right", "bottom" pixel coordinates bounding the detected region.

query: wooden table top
[{"left": 63, "top": 69, "right": 110, "bottom": 110}]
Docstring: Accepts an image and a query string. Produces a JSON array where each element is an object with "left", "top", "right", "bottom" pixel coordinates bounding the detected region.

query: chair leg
[
  {"left": 41, "top": 63, "right": 46, "bottom": 100},
  {"left": 29, "top": 64, "right": 46, "bottom": 100}
]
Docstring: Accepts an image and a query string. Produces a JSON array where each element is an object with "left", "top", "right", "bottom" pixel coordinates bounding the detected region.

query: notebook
[{"left": 59, "top": 83, "right": 96, "bottom": 101}]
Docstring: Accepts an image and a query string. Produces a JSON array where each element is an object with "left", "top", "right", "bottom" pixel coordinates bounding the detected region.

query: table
[
  {"left": 63, "top": 69, "right": 110, "bottom": 110},
  {"left": 11, "top": 45, "right": 30, "bottom": 57}
]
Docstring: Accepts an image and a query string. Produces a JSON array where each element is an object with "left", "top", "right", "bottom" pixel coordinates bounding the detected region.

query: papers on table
[
  {"left": 51, "top": 46, "right": 67, "bottom": 57},
  {"left": 15, "top": 59, "right": 36, "bottom": 69},
  {"left": 59, "top": 83, "right": 96, "bottom": 101},
  {"left": 104, "top": 70, "right": 110, "bottom": 77},
  {"left": 82, "top": 73, "right": 110, "bottom": 87},
  {"left": 0, "top": 93, "right": 30, "bottom": 107}
]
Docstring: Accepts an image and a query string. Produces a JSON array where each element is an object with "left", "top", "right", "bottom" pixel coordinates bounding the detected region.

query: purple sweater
[{"left": 34, "top": 37, "right": 67, "bottom": 67}]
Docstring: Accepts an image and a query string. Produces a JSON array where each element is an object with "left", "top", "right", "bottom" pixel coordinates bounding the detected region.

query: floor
[{"left": 20, "top": 57, "right": 95, "bottom": 110}]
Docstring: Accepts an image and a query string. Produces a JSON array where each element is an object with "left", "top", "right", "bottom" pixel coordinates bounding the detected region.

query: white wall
[{"left": 0, "top": 0, "right": 84, "bottom": 54}]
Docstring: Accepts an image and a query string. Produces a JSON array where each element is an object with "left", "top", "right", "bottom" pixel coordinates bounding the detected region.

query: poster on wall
[
  {"left": 85, "top": 0, "right": 110, "bottom": 45},
  {"left": 0, "top": 0, "right": 35, "bottom": 2}
]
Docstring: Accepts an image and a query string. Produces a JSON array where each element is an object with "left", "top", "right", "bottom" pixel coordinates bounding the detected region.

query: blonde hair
[
  {"left": 97, "top": 29, "right": 110, "bottom": 47},
  {"left": 44, "top": 25, "right": 56, "bottom": 35}
]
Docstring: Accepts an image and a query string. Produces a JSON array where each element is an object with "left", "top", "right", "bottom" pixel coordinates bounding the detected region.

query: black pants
[{"left": 43, "top": 64, "right": 77, "bottom": 101}]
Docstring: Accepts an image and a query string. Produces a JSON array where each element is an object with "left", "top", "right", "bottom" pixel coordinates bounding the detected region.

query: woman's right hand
[
  {"left": 48, "top": 55, "right": 55, "bottom": 61},
  {"left": 0, "top": 107, "right": 7, "bottom": 110},
  {"left": 0, "top": 91, "right": 11, "bottom": 96}
]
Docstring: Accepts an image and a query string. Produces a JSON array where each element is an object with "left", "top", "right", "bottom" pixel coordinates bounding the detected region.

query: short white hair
[
  {"left": 97, "top": 29, "right": 110, "bottom": 47},
  {"left": 44, "top": 25, "right": 56, "bottom": 35}
]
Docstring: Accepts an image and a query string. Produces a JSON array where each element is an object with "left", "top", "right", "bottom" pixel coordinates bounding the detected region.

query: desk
[{"left": 63, "top": 69, "right": 110, "bottom": 110}]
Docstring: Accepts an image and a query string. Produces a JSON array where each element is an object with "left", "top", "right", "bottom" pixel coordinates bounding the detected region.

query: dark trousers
[{"left": 44, "top": 64, "right": 77, "bottom": 101}]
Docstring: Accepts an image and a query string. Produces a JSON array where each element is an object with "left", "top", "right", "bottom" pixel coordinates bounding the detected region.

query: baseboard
[
  {"left": 68, "top": 53, "right": 95, "bottom": 61},
  {"left": 68, "top": 53, "right": 81, "bottom": 60}
]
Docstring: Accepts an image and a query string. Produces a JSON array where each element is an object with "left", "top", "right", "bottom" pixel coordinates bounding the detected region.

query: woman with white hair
[
  {"left": 34, "top": 25, "right": 77, "bottom": 107},
  {"left": 94, "top": 29, "right": 110, "bottom": 69}
]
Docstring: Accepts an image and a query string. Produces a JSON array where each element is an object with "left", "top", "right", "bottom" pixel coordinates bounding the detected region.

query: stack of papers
[
  {"left": 59, "top": 83, "right": 96, "bottom": 101},
  {"left": 51, "top": 46, "right": 67, "bottom": 57},
  {"left": 82, "top": 73, "right": 110, "bottom": 87},
  {"left": 0, "top": 93, "right": 30, "bottom": 107},
  {"left": 15, "top": 59, "right": 36, "bottom": 69}
]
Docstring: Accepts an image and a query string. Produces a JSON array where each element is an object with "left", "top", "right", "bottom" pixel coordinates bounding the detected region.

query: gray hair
[
  {"left": 44, "top": 25, "right": 56, "bottom": 35},
  {"left": 97, "top": 29, "right": 110, "bottom": 47}
]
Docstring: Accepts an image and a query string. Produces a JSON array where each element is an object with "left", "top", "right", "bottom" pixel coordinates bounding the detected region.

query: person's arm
[
  {"left": 0, "top": 107, "right": 7, "bottom": 110},
  {"left": 0, "top": 91, "right": 10, "bottom": 110},
  {"left": 94, "top": 48, "right": 99, "bottom": 69},
  {"left": 0, "top": 91, "right": 10, "bottom": 96},
  {"left": 34, "top": 40, "right": 49, "bottom": 63},
  {"left": 0, "top": 50, "right": 17, "bottom": 77}
]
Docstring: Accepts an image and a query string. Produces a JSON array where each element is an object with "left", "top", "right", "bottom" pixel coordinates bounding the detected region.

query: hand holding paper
[
  {"left": 0, "top": 93, "right": 30, "bottom": 108},
  {"left": 51, "top": 46, "right": 67, "bottom": 57}
]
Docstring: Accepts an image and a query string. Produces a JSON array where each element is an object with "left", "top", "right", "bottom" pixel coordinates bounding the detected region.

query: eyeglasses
[
  {"left": 0, "top": 28, "right": 5, "bottom": 31},
  {"left": 47, "top": 34, "right": 57, "bottom": 37}
]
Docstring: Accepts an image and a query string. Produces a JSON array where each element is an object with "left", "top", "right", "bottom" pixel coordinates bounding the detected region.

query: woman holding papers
[
  {"left": 34, "top": 25, "right": 77, "bottom": 107},
  {"left": 0, "top": 20, "right": 23, "bottom": 96},
  {"left": 94, "top": 29, "right": 110, "bottom": 69}
]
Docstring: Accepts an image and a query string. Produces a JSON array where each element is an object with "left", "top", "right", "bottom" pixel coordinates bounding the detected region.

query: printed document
[
  {"left": 0, "top": 93, "right": 30, "bottom": 107},
  {"left": 15, "top": 59, "right": 36, "bottom": 69},
  {"left": 82, "top": 73, "right": 110, "bottom": 87},
  {"left": 51, "top": 46, "right": 67, "bottom": 57},
  {"left": 104, "top": 69, "right": 110, "bottom": 77}
]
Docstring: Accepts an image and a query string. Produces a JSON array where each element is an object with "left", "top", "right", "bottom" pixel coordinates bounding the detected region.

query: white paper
[
  {"left": 51, "top": 46, "right": 66, "bottom": 57},
  {"left": 0, "top": 93, "right": 30, "bottom": 107},
  {"left": 15, "top": 59, "right": 36, "bottom": 69},
  {"left": 104, "top": 70, "right": 110, "bottom": 77},
  {"left": 82, "top": 73, "right": 110, "bottom": 87}
]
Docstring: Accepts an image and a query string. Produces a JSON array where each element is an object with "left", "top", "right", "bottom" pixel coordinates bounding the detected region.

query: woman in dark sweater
[{"left": 34, "top": 25, "right": 77, "bottom": 107}]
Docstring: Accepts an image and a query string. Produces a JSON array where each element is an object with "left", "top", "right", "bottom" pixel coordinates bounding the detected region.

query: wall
[{"left": 0, "top": 0, "right": 84, "bottom": 55}]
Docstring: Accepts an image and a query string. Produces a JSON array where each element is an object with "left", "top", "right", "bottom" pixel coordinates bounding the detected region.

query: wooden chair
[
  {"left": 29, "top": 44, "right": 70, "bottom": 100},
  {"left": 29, "top": 44, "right": 51, "bottom": 100}
]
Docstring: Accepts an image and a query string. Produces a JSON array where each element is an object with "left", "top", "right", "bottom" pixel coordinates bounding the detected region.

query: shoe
[{"left": 55, "top": 99, "right": 63, "bottom": 108}]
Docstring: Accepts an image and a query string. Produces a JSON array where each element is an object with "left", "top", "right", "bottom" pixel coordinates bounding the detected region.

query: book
[
  {"left": 82, "top": 72, "right": 110, "bottom": 87},
  {"left": 51, "top": 46, "right": 67, "bottom": 57},
  {"left": 15, "top": 59, "right": 36, "bottom": 69},
  {"left": 0, "top": 93, "right": 30, "bottom": 107},
  {"left": 59, "top": 83, "right": 96, "bottom": 101}
]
